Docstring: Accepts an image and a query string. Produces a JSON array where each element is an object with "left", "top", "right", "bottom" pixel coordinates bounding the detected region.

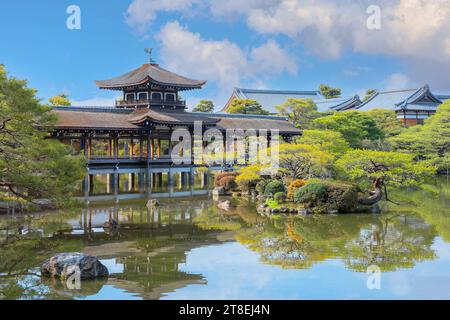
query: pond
[{"left": 1, "top": 178, "right": 450, "bottom": 300}]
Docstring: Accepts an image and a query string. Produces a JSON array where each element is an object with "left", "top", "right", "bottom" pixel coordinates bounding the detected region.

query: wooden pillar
[
  {"left": 147, "top": 134, "right": 151, "bottom": 162},
  {"left": 139, "top": 138, "right": 144, "bottom": 159},
  {"left": 108, "top": 139, "right": 113, "bottom": 157},
  {"left": 113, "top": 136, "right": 119, "bottom": 159},
  {"left": 130, "top": 137, "right": 134, "bottom": 159},
  {"left": 89, "top": 174, "right": 94, "bottom": 195},
  {"left": 88, "top": 138, "right": 92, "bottom": 158},
  {"left": 157, "top": 139, "right": 161, "bottom": 157}
]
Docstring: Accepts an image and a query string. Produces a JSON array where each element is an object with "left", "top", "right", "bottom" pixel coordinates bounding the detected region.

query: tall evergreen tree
[{"left": 0, "top": 65, "right": 85, "bottom": 206}]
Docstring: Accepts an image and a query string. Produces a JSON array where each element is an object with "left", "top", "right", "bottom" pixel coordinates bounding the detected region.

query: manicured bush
[
  {"left": 293, "top": 180, "right": 360, "bottom": 214},
  {"left": 293, "top": 182, "right": 327, "bottom": 205},
  {"left": 287, "top": 179, "right": 306, "bottom": 199},
  {"left": 264, "top": 180, "right": 286, "bottom": 196},
  {"left": 255, "top": 180, "right": 268, "bottom": 195},
  {"left": 274, "top": 192, "right": 286, "bottom": 203}
]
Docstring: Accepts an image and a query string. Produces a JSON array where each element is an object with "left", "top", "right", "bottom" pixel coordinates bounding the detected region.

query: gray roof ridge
[
  {"left": 53, "top": 106, "right": 133, "bottom": 114},
  {"left": 208, "top": 112, "right": 288, "bottom": 121},
  {"left": 235, "top": 87, "right": 321, "bottom": 95}
]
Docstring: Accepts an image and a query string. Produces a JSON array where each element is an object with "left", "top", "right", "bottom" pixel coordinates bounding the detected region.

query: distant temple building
[
  {"left": 222, "top": 88, "right": 322, "bottom": 114},
  {"left": 223, "top": 85, "right": 449, "bottom": 127},
  {"left": 50, "top": 61, "right": 300, "bottom": 200},
  {"left": 355, "top": 85, "right": 448, "bottom": 126}
]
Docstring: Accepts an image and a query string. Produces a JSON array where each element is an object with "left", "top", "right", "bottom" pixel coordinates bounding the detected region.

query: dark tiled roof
[
  {"left": 52, "top": 109, "right": 138, "bottom": 130},
  {"left": 129, "top": 109, "right": 219, "bottom": 125},
  {"left": 96, "top": 64, "right": 206, "bottom": 90},
  {"left": 52, "top": 107, "right": 300, "bottom": 134}
]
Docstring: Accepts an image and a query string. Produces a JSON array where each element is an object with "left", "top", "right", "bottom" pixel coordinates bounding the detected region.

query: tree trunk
[{"left": 358, "top": 177, "right": 383, "bottom": 206}]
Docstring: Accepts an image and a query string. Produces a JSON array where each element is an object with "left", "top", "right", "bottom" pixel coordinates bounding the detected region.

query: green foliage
[
  {"left": 319, "top": 84, "right": 342, "bottom": 99},
  {"left": 293, "top": 181, "right": 359, "bottom": 213},
  {"left": 236, "top": 164, "right": 263, "bottom": 191},
  {"left": 297, "top": 129, "right": 350, "bottom": 156},
  {"left": 227, "top": 98, "right": 269, "bottom": 115},
  {"left": 264, "top": 180, "right": 286, "bottom": 196},
  {"left": 294, "top": 182, "right": 327, "bottom": 204},
  {"left": 275, "top": 98, "right": 320, "bottom": 129},
  {"left": 0, "top": 65, "right": 85, "bottom": 205},
  {"left": 255, "top": 180, "right": 268, "bottom": 195},
  {"left": 363, "top": 89, "right": 377, "bottom": 102},
  {"left": 48, "top": 93, "right": 71, "bottom": 106},
  {"left": 274, "top": 192, "right": 286, "bottom": 203},
  {"left": 365, "top": 109, "right": 403, "bottom": 137},
  {"left": 192, "top": 100, "right": 214, "bottom": 113},
  {"left": 265, "top": 199, "right": 281, "bottom": 209},
  {"left": 313, "top": 110, "right": 384, "bottom": 148},
  {"left": 335, "top": 149, "right": 436, "bottom": 189},
  {"left": 389, "top": 101, "right": 450, "bottom": 172},
  {"left": 274, "top": 143, "right": 334, "bottom": 179}
]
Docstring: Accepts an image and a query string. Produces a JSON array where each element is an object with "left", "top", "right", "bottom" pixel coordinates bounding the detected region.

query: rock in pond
[
  {"left": 300, "top": 208, "right": 313, "bottom": 216},
  {"left": 279, "top": 207, "right": 289, "bottom": 214},
  {"left": 41, "top": 253, "right": 109, "bottom": 280}
]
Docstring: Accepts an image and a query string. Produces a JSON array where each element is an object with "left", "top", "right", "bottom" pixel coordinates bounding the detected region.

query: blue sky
[{"left": 1, "top": 0, "right": 449, "bottom": 110}]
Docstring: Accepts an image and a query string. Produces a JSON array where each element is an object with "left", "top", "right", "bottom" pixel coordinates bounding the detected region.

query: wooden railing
[{"left": 115, "top": 98, "right": 186, "bottom": 108}]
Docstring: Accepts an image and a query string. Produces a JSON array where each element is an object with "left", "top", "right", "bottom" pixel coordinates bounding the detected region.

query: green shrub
[
  {"left": 255, "top": 180, "right": 267, "bottom": 195},
  {"left": 293, "top": 181, "right": 360, "bottom": 214},
  {"left": 274, "top": 192, "right": 286, "bottom": 202},
  {"left": 264, "top": 180, "right": 286, "bottom": 196},
  {"left": 293, "top": 182, "right": 327, "bottom": 204}
]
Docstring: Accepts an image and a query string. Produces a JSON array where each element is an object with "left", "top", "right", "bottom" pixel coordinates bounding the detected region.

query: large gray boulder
[{"left": 41, "top": 253, "right": 109, "bottom": 280}]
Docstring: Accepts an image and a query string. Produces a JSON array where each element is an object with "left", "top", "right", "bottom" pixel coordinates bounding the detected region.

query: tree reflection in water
[{"left": 0, "top": 179, "right": 449, "bottom": 299}]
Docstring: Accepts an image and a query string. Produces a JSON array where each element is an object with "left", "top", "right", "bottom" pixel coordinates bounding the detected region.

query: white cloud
[
  {"left": 126, "top": 0, "right": 450, "bottom": 89},
  {"left": 125, "top": 0, "right": 201, "bottom": 33},
  {"left": 249, "top": 39, "right": 298, "bottom": 76},
  {"left": 155, "top": 22, "right": 297, "bottom": 104},
  {"left": 383, "top": 73, "right": 412, "bottom": 91}
]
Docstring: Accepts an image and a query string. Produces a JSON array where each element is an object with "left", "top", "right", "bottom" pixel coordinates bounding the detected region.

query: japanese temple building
[
  {"left": 50, "top": 63, "right": 300, "bottom": 200},
  {"left": 223, "top": 85, "right": 449, "bottom": 126}
]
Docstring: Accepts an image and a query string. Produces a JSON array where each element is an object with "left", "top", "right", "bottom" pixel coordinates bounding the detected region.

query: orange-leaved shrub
[{"left": 287, "top": 179, "right": 306, "bottom": 199}]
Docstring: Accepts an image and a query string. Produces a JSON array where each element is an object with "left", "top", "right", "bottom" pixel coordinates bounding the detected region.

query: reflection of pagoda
[{"left": 109, "top": 242, "right": 209, "bottom": 300}]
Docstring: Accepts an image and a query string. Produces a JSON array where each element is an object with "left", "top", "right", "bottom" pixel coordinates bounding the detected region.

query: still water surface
[{"left": 1, "top": 179, "right": 450, "bottom": 300}]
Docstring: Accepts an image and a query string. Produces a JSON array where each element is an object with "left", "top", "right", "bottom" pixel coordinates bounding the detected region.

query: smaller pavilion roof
[
  {"left": 314, "top": 95, "right": 362, "bottom": 112},
  {"left": 96, "top": 64, "right": 206, "bottom": 90}
]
